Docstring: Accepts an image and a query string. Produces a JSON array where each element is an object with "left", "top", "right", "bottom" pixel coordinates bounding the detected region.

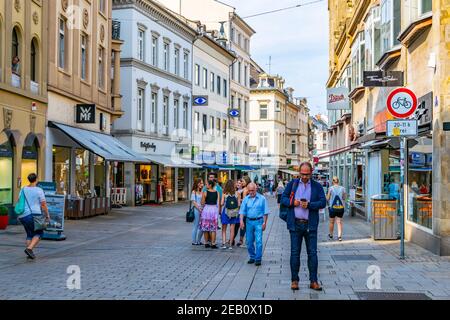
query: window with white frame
[
  {"left": 183, "top": 102, "right": 188, "bottom": 130},
  {"left": 163, "top": 96, "right": 169, "bottom": 134},
  {"left": 183, "top": 52, "right": 189, "bottom": 79},
  {"left": 238, "top": 61, "right": 241, "bottom": 84},
  {"left": 260, "top": 104, "right": 268, "bottom": 121},
  {"left": 174, "top": 48, "right": 180, "bottom": 75},
  {"left": 216, "top": 118, "right": 221, "bottom": 137},
  {"left": 58, "top": 17, "right": 66, "bottom": 69},
  {"left": 81, "top": 34, "right": 88, "bottom": 80},
  {"left": 194, "top": 111, "right": 200, "bottom": 133},
  {"left": 98, "top": 47, "right": 105, "bottom": 89},
  {"left": 351, "top": 32, "right": 365, "bottom": 89},
  {"left": 151, "top": 92, "right": 157, "bottom": 133},
  {"left": 195, "top": 64, "right": 200, "bottom": 86},
  {"left": 210, "top": 116, "right": 214, "bottom": 136},
  {"left": 137, "top": 88, "right": 144, "bottom": 131},
  {"left": 223, "top": 79, "right": 227, "bottom": 98},
  {"left": 419, "top": 0, "right": 432, "bottom": 15},
  {"left": 259, "top": 131, "right": 269, "bottom": 148},
  {"left": 210, "top": 72, "right": 215, "bottom": 93},
  {"left": 380, "top": 0, "right": 401, "bottom": 55},
  {"left": 138, "top": 29, "right": 145, "bottom": 61},
  {"left": 163, "top": 42, "right": 170, "bottom": 71},
  {"left": 152, "top": 36, "right": 158, "bottom": 67},
  {"left": 217, "top": 75, "right": 221, "bottom": 95},
  {"left": 404, "top": 0, "right": 432, "bottom": 27},
  {"left": 174, "top": 99, "right": 179, "bottom": 129},
  {"left": 202, "top": 114, "right": 207, "bottom": 134},
  {"left": 364, "top": 6, "right": 381, "bottom": 72},
  {"left": 291, "top": 141, "right": 296, "bottom": 154},
  {"left": 202, "top": 67, "right": 208, "bottom": 89}
]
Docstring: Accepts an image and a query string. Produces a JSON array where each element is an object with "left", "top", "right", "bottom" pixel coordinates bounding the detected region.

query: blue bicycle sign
[{"left": 392, "top": 97, "right": 412, "bottom": 110}]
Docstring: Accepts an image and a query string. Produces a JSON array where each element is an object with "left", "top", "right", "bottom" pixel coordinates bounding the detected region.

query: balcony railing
[
  {"left": 112, "top": 20, "right": 121, "bottom": 40},
  {"left": 11, "top": 73, "right": 21, "bottom": 88}
]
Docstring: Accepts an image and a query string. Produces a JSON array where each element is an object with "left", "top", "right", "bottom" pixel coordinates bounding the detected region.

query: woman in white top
[
  {"left": 17, "top": 173, "right": 50, "bottom": 259},
  {"left": 326, "top": 176, "right": 346, "bottom": 241}
]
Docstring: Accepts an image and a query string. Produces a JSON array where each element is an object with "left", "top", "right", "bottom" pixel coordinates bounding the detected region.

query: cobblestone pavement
[{"left": 1, "top": 197, "right": 450, "bottom": 300}]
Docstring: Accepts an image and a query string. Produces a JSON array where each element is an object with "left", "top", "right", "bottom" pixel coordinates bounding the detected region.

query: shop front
[{"left": 0, "top": 132, "right": 14, "bottom": 208}]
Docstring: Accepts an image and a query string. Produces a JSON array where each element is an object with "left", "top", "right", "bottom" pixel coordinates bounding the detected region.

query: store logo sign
[
  {"left": 141, "top": 142, "right": 156, "bottom": 152},
  {"left": 193, "top": 96, "right": 208, "bottom": 106},
  {"left": 76, "top": 104, "right": 95, "bottom": 123}
]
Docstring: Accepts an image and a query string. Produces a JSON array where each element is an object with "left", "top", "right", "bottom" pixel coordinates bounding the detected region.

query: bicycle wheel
[{"left": 392, "top": 101, "right": 400, "bottom": 110}]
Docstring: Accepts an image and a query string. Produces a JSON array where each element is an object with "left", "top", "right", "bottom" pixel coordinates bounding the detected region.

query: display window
[
  {"left": 94, "top": 155, "right": 106, "bottom": 197},
  {"left": 75, "top": 149, "right": 90, "bottom": 197},
  {"left": 0, "top": 138, "right": 13, "bottom": 205},
  {"left": 21, "top": 139, "right": 38, "bottom": 187},
  {"left": 407, "top": 136, "right": 432, "bottom": 229},
  {"left": 162, "top": 168, "right": 175, "bottom": 202},
  {"left": 53, "top": 146, "right": 71, "bottom": 195},
  {"left": 177, "top": 168, "right": 186, "bottom": 201},
  {"left": 135, "top": 164, "right": 157, "bottom": 204}
]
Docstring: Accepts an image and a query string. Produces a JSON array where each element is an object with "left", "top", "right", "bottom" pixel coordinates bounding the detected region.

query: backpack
[
  {"left": 225, "top": 194, "right": 239, "bottom": 219},
  {"left": 330, "top": 187, "right": 344, "bottom": 214}
]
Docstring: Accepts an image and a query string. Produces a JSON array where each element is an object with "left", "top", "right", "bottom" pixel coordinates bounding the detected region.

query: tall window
[
  {"left": 151, "top": 92, "right": 157, "bottom": 133},
  {"left": 210, "top": 116, "right": 215, "bottom": 136},
  {"left": 183, "top": 52, "right": 189, "bottom": 79},
  {"left": 163, "top": 96, "right": 169, "bottom": 134},
  {"left": 152, "top": 36, "right": 158, "bottom": 66},
  {"left": 163, "top": 42, "right": 169, "bottom": 71},
  {"left": 98, "top": 47, "right": 104, "bottom": 89},
  {"left": 194, "top": 112, "right": 200, "bottom": 133},
  {"left": 195, "top": 64, "right": 200, "bottom": 86},
  {"left": 244, "top": 65, "right": 248, "bottom": 86},
  {"left": 138, "top": 29, "right": 145, "bottom": 61},
  {"left": 231, "top": 63, "right": 235, "bottom": 80},
  {"left": 58, "top": 18, "right": 66, "bottom": 69},
  {"left": 260, "top": 104, "right": 268, "bottom": 119},
  {"left": 217, "top": 75, "right": 221, "bottom": 95},
  {"left": 210, "top": 72, "right": 215, "bottom": 92},
  {"left": 183, "top": 102, "right": 188, "bottom": 130},
  {"left": 244, "top": 101, "right": 247, "bottom": 124},
  {"left": 80, "top": 34, "right": 88, "bottom": 80},
  {"left": 381, "top": 0, "right": 401, "bottom": 55},
  {"left": 174, "top": 48, "right": 180, "bottom": 75},
  {"left": 223, "top": 79, "right": 227, "bottom": 98},
  {"left": 222, "top": 119, "right": 227, "bottom": 138},
  {"left": 238, "top": 98, "right": 241, "bottom": 121},
  {"left": 173, "top": 99, "right": 179, "bottom": 129},
  {"left": 231, "top": 95, "right": 235, "bottom": 108},
  {"left": 238, "top": 62, "right": 241, "bottom": 84},
  {"left": 420, "top": 0, "right": 432, "bottom": 15},
  {"left": 202, "top": 114, "right": 207, "bottom": 134},
  {"left": 202, "top": 68, "right": 208, "bottom": 89},
  {"left": 216, "top": 118, "right": 221, "bottom": 137},
  {"left": 30, "top": 40, "right": 37, "bottom": 82},
  {"left": 291, "top": 141, "right": 296, "bottom": 154},
  {"left": 137, "top": 88, "right": 144, "bottom": 131},
  {"left": 99, "top": 0, "right": 106, "bottom": 13},
  {"left": 230, "top": 27, "right": 235, "bottom": 42},
  {"left": 259, "top": 131, "right": 269, "bottom": 148}
]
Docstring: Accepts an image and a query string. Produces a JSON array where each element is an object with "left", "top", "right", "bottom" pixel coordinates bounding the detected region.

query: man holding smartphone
[{"left": 281, "top": 162, "right": 326, "bottom": 291}]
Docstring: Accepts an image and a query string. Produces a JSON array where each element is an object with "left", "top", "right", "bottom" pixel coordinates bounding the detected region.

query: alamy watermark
[
  {"left": 66, "top": 265, "right": 81, "bottom": 290},
  {"left": 366, "top": 265, "right": 381, "bottom": 290}
]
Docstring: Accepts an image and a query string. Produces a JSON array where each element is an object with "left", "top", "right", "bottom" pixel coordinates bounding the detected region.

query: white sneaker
[{"left": 220, "top": 244, "right": 227, "bottom": 249}]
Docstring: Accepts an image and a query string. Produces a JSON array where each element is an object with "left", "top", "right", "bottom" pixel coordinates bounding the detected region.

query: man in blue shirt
[
  {"left": 202, "top": 172, "right": 223, "bottom": 199},
  {"left": 239, "top": 182, "right": 269, "bottom": 266}
]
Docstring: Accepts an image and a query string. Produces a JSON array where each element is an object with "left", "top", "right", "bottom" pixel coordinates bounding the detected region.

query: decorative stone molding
[
  {"left": 14, "top": 0, "right": 21, "bottom": 12},
  {"left": 150, "top": 83, "right": 160, "bottom": 93},
  {"left": 83, "top": 9, "right": 89, "bottom": 28},
  {"left": 30, "top": 116, "right": 36, "bottom": 133},
  {"left": 33, "top": 12, "right": 39, "bottom": 25},
  {"left": 100, "top": 24, "right": 105, "bottom": 43},
  {"left": 61, "top": 0, "right": 68, "bottom": 12},
  {"left": 174, "top": 43, "right": 181, "bottom": 49},
  {"left": 173, "top": 91, "right": 181, "bottom": 99},
  {"left": 136, "top": 78, "right": 148, "bottom": 88},
  {"left": 163, "top": 37, "right": 172, "bottom": 44},
  {"left": 182, "top": 94, "right": 190, "bottom": 101},
  {"left": 137, "top": 22, "right": 148, "bottom": 30},
  {"left": 151, "top": 30, "right": 160, "bottom": 38},
  {"left": 183, "top": 48, "right": 190, "bottom": 54},
  {"left": 3, "top": 109, "right": 13, "bottom": 129},
  {"left": 162, "top": 87, "right": 171, "bottom": 95}
]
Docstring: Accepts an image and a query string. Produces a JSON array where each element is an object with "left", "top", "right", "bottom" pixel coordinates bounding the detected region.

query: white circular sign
[{"left": 386, "top": 88, "right": 417, "bottom": 119}]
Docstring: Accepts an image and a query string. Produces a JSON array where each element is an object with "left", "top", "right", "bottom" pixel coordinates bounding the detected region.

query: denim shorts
[{"left": 19, "top": 214, "right": 44, "bottom": 240}]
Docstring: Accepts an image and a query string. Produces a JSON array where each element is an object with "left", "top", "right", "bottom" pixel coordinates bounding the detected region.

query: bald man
[{"left": 239, "top": 183, "right": 269, "bottom": 266}]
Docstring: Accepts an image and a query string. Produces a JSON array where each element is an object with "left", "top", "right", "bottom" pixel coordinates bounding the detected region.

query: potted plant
[{"left": 0, "top": 205, "right": 9, "bottom": 230}]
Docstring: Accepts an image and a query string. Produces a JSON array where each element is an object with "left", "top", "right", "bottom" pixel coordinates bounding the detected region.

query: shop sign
[
  {"left": 201, "top": 151, "right": 216, "bottom": 165},
  {"left": 215, "top": 151, "right": 228, "bottom": 165},
  {"left": 387, "top": 120, "right": 418, "bottom": 137},
  {"left": 140, "top": 142, "right": 156, "bottom": 152},
  {"left": 386, "top": 88, "right": 418, "bottom": 119},
  {"left": 363, "top": 71, "right": 404, "bottom": 87},
  {"left": 410, "top": 152, "right": 425, "bottom": 166},
  {"left": 75, "top": 104, "right": 96, "bottom": 124},
  {"left": 37, "top": 182, "right": 57, "bottom": 194},
  {"left": 414, "top": 92, "right": 433, "bottom": 126},
  {"left": 0, "top": 145, "right": 13, "bottom": 157},
  {"left": 327, "top": 87, "right": 349, "bottom": 110},
  {"left": 193, "top": 96, "right": 208, "bottom": 106}
]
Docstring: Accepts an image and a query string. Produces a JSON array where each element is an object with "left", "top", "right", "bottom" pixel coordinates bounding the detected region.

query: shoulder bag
[
  {"left": 23, "top": 189, "right": 48, "bottom": 231},
  {"left": 186, "top": 197, "right": 195, "bottom": 223}
]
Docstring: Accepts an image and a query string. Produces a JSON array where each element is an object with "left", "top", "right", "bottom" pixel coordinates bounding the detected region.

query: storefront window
[
  {"left": 75, "top": 149, "right": 90, "bottom": 197},
  {"left": 384, "top": 149, "right": 400, "bottom": 199},
  {"left": 21, "top": 139, "right": 38, "bottom": 188},
  {"left": 162, "top": 168, "right": 174, "bottom": 202},
  {"left": 177, "top": 168, "right": 186, "bottom": 201},
  {"left": 407, "top": 136, "right": 432, "bottom": 229},
  {"left": 94, "top": 155, "right": 106, "bottom": 197},
  {"left": 0, "top": 138, "right": 13, "bottom": 205},
  {"left": 53, "top": 146, "right": 70, "bottom": 195}
]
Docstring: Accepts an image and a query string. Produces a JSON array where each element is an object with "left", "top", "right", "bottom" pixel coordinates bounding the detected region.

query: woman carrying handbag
[{"left": 15, "top": 173, "right": 50, "bottom": 259}]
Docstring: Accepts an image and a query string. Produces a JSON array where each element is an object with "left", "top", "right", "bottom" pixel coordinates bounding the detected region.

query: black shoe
[
  {"left": 328, "top": 234, "right": 333, "bottom": 240},
  {"left": 211, "top": 244, "right": 218, "bottom": 249},
  {"left": 24, "top": 248, "right": 35, "bottom": 259},
  {"left": 205, "top": 244, "right": 211, "bottom": 248},
  {"left": 255, "top": 261, "right": 261, "bottom": 266},
  {"left": 247, "top": 259, "right": 255, "bottom": 264}
]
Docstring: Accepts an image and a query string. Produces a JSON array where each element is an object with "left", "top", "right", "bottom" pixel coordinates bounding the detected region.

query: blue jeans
[
  {"left": 289, "top": 222, "right": 318, "bottom": 282},
  {"left": 246, "top": 218, "right": 264, "bottom": 262},
  {"left": 191, "top": 209, "right": 203, "bottom": 243}
]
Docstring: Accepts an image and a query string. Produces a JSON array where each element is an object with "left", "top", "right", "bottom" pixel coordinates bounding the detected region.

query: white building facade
[{"left": 112, "top": 0, "right": 198, "bottom": 205}]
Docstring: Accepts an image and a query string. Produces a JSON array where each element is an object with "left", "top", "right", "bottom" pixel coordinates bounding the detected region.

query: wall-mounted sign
[
  {"left": 387, "top": 120, "right": 418, "bottom": 137},
  {"left": 140, "top": 142, "right": 156, "bottom": 152},
  {"left": 229, "top": 108, "right": 240, "bottom": 117},
  {"left": 414, "top": 92, "right": 433, "bottom": 127},
  {"left": 193, "top": 95, "right": 208, "bottom": 106},
  {"left": 363, "top": 71, "right": 404, "bottom": 87},
  {"left": 201, "top": 151, "right": 216, "bottom": 165},
  {"left": 215, "top": 151, "right": 228, "bottom": 165},
  {"left": 386, "top": 88, "right": 417, "bottom": 119},
  {"left": 326, "top": 87, "right": 349, "bottom": 110},
  {"left": 76, "top": 104, "right": 96, "bottom": 123}
]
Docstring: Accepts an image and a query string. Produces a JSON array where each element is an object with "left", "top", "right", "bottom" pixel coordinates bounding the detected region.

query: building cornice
[
  {"left": 230, "top": 12, "right": 256, "bottom": 36},
  {"left": 398, "top": 13, "right": 432, "bottom": 48}
]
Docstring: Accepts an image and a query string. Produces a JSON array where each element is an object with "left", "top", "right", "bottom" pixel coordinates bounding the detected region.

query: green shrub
[{"left": 0, "top": 206, "right": 8, "bottom": 216}]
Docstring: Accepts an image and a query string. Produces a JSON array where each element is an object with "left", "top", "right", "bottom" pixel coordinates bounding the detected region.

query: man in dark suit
[{"left": 281, "top": 162, "right": 326, "bottom": 291}]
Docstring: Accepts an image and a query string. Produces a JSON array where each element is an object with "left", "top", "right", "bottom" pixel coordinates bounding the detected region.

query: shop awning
[
  {"left": 145, "top": 154, "right": 201, "bottom": 168},
  {"left": 49, "top": 122, "right": 148, "bottom": 162},
  {"left": 279, "top": 169, "right": 300, "bottom": 176}
]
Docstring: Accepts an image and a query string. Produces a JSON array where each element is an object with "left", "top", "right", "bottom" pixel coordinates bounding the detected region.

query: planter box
[{"left": 83, "top": 198, "right": 92, "bottom": 218}]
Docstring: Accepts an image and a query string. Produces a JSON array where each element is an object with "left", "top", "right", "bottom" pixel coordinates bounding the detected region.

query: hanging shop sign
[
  {"left": 228, "top": 108, "right": 240, "bottom": 117},
  {"left": 386, "top": 120, "right": 418, "bottom": 137},
  {"left": 192, "top": 96, "right": 208, "bottom": 106},
  {"left": 326, "top": 87, "right": 349, "bottom": 110},
  {"left": 75, "top": 104, "right": 96, "bottom": 124},
  {"left": 386, "top": 88, "right": 418, "bottom": 119},
  {"left": 363, "top": 71, "right": 404, "bottom": 87},
  {"left": 215, "top": 151, "right": 228, "bottom": 165},
  {"left": 414, "top": 92, "right": 433, "bottom": 126}
]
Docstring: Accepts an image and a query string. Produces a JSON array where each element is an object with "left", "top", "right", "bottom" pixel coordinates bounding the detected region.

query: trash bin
[{"left": 371, "top": 194, "right": 399, "bottom": 240}]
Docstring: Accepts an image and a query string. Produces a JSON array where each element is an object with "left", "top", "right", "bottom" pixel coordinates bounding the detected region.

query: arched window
[
  {"left": 30, "top": 39, "right": 38, "bottom": 82},
  {"left": 237, "top": 141, "right": 242, "bottom": 154},
  {"left": 230, "top": 140, "right": 236, "bottom": 154},
  {"left": 243, "top": 142, "right": 248, "bottom": 154},
  {"left": 11, "top": 27, "right": 21, "bottom": 76}
]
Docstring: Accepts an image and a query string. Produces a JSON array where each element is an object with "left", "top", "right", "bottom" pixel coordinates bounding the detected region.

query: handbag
[
  {"left": 186, "top": 201, "right": 195, "bottom": 223},
  {"left": 279, "top": 179, "right": 299, "bottom": 222},
  {"left": 14, "top": 189, "right": 25, "bottom": 216},
  {"left": 23, "top": 189, "right": 48, "bottom": 231}
]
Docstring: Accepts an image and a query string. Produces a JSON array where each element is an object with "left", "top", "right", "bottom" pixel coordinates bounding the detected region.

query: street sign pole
[{"left": 399, "top": 137, "right": 406, "bottom": 259}]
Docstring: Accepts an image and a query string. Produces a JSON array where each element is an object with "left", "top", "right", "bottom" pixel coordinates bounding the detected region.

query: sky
[{"left": 221, "top": 0, "right": 329, "bottom": 117}]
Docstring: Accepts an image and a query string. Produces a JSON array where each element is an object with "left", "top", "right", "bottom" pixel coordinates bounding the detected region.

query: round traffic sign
[{"left": 386, "top": 88, "right": 417, "bottom": 118}]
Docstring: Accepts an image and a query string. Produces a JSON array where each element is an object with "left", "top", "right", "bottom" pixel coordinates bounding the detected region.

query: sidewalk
[{"left": 0, "top": 198, "right": 449, "bottom": 300}]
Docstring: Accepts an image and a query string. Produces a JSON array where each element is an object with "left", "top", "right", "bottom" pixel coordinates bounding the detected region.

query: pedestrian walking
[
  {"left": 327, "top": 176, "right": 347, "bottom": 241},
  {"left": 220, "top": 180, "right": 241, "bottom": 249},
  {"left": 191, "top": 178, "right": 204, "bottom": 245},
  {"left": 276, "top": 181, "right": 285, "bottom": 204},
  {"left": 239, "top": 183, "right": 269, "bottom": 266},
  {"left": 281, "top": 162, "right": 326, "bottom": 291},
  {"left": 200, "top": 179, "right": 220, "bottom": 249},
  {"left": 236, "top": 176, "right": 251, "bottom": 247},
  {"left": 16, "top": 173, "right": 50, "bottom": 259}
]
